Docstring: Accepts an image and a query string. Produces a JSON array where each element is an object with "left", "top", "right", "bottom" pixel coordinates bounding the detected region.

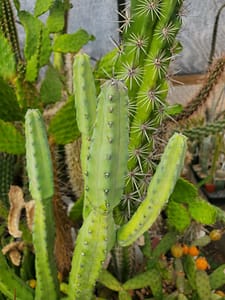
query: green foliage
[
  {"left": 189, "top": 198, "right": 217, "bottom": 225},
  {"left": 0, "top": 252, "right": 34, "bottom": 300},
  {"left": 34, "top": 0, "right": 54, "bottom": 17},
  {"left": 52, "top": 29, "right": 95, "bottom": 53},
  {"left": 47, "top": 1, "right": 66, "bottom": 33},
  {"left": 19, "top": 11, "right": 51, "bottom": 81},
  {"left": 167, "top": 200, "right": 191, "bottom": 232},
  {"left": 0, "top": 77, "right": 22, "bottom": 121},
  {"left": 40, "top": 65, "right": 63, "bottom": 104},
  {"left": 98, "top": 269, "right": 123, "bottom": 292},
  {"left": 167, "top": 178, "right": 217, "bottom": 230},
  {"left": 0, "top": 120, "right": 25, "bottom": 154},
  {"left": 48, "top": 96, "right": 80, "bottom": 144},
  {"left": 0, "top": 31, "right": 16, "bottom": 79}
]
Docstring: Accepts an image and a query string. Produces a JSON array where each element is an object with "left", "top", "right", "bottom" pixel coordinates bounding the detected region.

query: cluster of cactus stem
[{"left": 1, "top": 0, "right": 225, "bottom": 300}]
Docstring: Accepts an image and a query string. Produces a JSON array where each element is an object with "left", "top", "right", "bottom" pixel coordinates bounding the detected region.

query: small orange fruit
[
  {"left": 195, "top": 257, "right": 209, "bottom": 271},
  {"left": 171, "top": 244, "right": 183, "bottom": 258},
  {"left": 182, "top": 244, "right": 189, "bottom": 255},
  {"left": 209, "top": 229, "right": 222, "bottom": 241},
  {"left": 188, "top": 245, "right": 199, "bottom": 257}
]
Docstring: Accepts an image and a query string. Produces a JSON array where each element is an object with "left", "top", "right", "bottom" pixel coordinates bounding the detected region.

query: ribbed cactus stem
[
  {"left": 128, "top": 0, "right": 182, "bottom": 151},
  {"left": 25, "top": 109, "right": 59, "bottom": 300},
  {"left": 67, "top": 210, "right": 108, "bottom": 300},
  {"left": 0, "top": 0, "right": 21, "bottom": 63},
  {"left": 84, "top": 79, "right": 129, "bottom": 216},
  {"left": 115, "top": 0, "right": 159, "bottom": 100},
  {"left": 117, "top": 133, "right": 187, "bottom": 246},
  {"left": 73, "top": 52, "right": 97, "bottom": 176}
]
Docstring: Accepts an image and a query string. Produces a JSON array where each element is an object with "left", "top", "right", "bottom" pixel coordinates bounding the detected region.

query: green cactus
[
  {"left": 195, "top": 270, "right": 211, "bottom": 300},
  {"left": 209, "top": 264, "right": 225, "bottom": 290},
  {"left": 67, "top": 210, "right": 109, "bottom": 300},
  {"left": 73, "top": 52, "right": 97, "bottom": 178},
  {"left": 174, "top": 258, "right": 185, "bottom": 294},
  {"left": 0, "top": 0, "right": 21, "bottom": 63},
  {"left": 25, "top": 109, "right": 59, "bottom": 300},
  {"left": 117, "top": 132, "right": 187, "bottom": 247},
  {"left": 83, "top": 79, "right": 129, "bottom": 216}
]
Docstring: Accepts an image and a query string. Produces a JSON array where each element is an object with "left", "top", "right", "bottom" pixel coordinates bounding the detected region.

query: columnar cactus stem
[
  {"left": 73, "top": 52, "right": 97, "bottom": 177},
  {"left": 117, "top": 132, "right": 187, "bottom": 246},
  {"left": 25, "top": 109, "right": 59, "bottom": 300},
  {"left": 0, "top": 0, "right": 21, "bottom": 63},
  {"left": 84, "top": 79, "right": 129, "bottom": 214},
  {"left": 128, "top": 0, "right": 181, "bottom": 156},
  {"left": 67, "top": 210, "right": 109, "bottom": 300}
]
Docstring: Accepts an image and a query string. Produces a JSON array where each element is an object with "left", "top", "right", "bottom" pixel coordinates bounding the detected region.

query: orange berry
[
  {"left": 209, "top": 229, "right": 222, "bottom": 241},
  {"left": 171, "top": 244, "right": 183, "bottom": 258},
  {"left": 188, "top": 245, "right": 200, "bottom": 257},
  {"left": 182, "top": 244, "right": 189, "bottom": 255},
  {"left": 195, "top": 257, "right": 209, "bottom": 271}
]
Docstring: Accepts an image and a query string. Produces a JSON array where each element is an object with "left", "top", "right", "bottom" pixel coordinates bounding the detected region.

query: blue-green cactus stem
[
  {"left": 67, "top": 210, "right": 109, "bottom": 300},
  {"left": 117, "top": 133, "right": 187, "bottom": 247},
  {"left": 84, "top": 79, "right": 129, "bottom": 216},
  {"left": 25, "top": 109, "right": 59, "bottom": 300}
]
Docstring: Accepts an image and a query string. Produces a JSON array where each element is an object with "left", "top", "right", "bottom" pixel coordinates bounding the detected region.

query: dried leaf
[
  {"left": 25, "top": 200, "right": 35, "bottom": 231},
  {"left": 2, "top": 241, "right": 24, "bottom": 266},
  {"left": 8, "top": 186, "right": 25, "bottom": 238}
]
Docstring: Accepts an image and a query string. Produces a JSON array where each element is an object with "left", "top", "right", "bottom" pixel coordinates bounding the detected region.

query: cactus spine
[{"left": 25, "top": 109, "right": 59, "bottom": 300}]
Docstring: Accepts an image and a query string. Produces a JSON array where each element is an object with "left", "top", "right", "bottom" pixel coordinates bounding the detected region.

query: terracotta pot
[{"left": 204, "top": 183, "right": 216, "bottom": 193}]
